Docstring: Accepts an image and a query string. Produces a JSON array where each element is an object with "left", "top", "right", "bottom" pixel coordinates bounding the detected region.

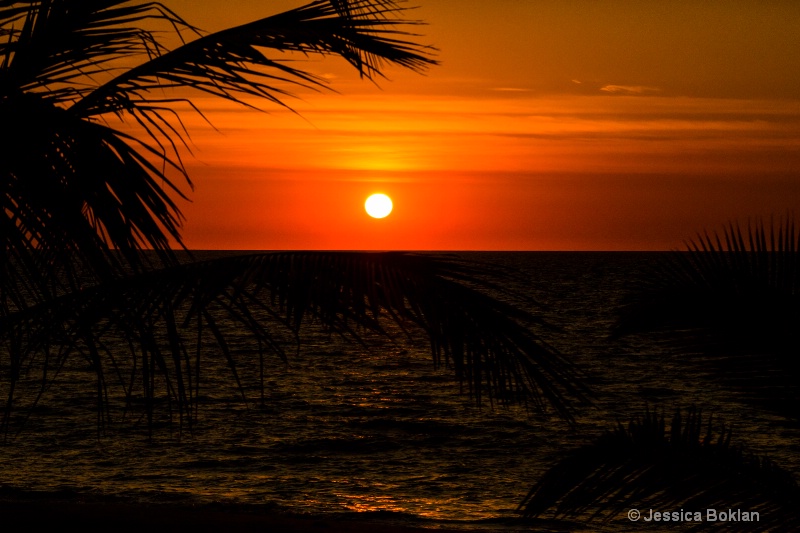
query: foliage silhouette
[
  {"left": 1, "top": 1, "right": 590, "bottom": 437},
  {"left": 614, "top": 216, "right": 800, "bottom": 418},
  {"left": 518, "top": 407, "right": 800, "bottom": 531}
]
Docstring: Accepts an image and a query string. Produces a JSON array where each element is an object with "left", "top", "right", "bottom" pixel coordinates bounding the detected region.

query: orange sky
[{"left": 156, "top": 0, "right": 800, "bottom": 250}]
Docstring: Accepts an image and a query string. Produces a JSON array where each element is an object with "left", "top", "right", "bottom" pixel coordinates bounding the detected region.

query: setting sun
[{"left": 365, "top": 193, "right": 393, "bottom": 219}]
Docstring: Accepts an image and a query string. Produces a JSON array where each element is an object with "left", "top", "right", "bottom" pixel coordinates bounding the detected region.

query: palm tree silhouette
[{"left": 1, "top": 1, "right": 589, "bottom": 437}]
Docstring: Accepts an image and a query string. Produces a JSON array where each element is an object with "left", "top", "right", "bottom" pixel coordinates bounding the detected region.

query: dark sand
[{"left": 0, "top": 495, "right": 523, "bottom": 532}]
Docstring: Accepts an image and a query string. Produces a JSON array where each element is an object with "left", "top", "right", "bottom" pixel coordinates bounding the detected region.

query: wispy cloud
[{"left": 600, "top": 84, "right": 661, "bottom": 95}]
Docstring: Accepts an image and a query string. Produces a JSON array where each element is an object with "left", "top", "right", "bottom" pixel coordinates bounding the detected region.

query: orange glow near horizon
[{"left": 153, "top": 1, "right": 800, "bottom": 251}]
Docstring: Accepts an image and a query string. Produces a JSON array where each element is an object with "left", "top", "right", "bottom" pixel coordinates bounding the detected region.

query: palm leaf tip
[{"left": 518, "top": 407, "right": 800, "bottom": 530}]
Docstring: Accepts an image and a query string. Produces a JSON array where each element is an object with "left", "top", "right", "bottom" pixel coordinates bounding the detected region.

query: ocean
[{"left": 1, "top": 252, "right": 798, "bottom": 531}]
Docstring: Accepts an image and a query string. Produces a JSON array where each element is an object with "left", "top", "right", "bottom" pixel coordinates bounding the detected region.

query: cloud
[
  {"left": 492, "top": 87, "right": 531, "bottom": 92},
  {"left": 600, "top": 85, "right": 661, "bottom": 95}
]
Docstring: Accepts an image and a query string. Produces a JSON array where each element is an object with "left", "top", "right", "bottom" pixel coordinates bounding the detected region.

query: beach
[{"left": 0, "top": 494, "right": 512, "bottom": 533}]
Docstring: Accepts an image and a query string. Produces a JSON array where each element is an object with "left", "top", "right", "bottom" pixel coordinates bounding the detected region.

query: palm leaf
[
  {"left": 2, "top": 93, "right": 186, "bottom": 276},
  {"left": 1, "top": 1, "right": 188, "bottom": 104},
  {"left": 68, "top": 0, "right": 436, "bottom": 178},
  {"left": 518, "top": 407, "right": 800, "bottom": 531},
  {"left": 1, "top": 252, "right": 591, "bottom": 437},
  {"left": 614, "top": 216, "right": 800, "bottom": 418},
  {"left": 71, "top": 0, "right": 435, "bottom": 120},
  {"left": 615, "top": 217, "right": 799, "bottom": 343}
]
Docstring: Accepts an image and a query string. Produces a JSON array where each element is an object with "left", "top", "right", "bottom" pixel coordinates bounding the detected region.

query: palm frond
[
  {"left": 616, "top": 216, "right": 799, "bottom": 341},
  {"left": 1, "top": 1, "right": 190, "bottom": 104},
  {"left": 71, "top": 0, "right": 436, "bottom": 118},
  {"left": 518, "top": 407, "right": 800, "bottom": 531},
  {"left": 1, "top": 89, "right": 187, "bottom": 304},
  {"left": 1, "top": 252, "right": 590, "bottom": 438},
  {"left": 613, "top": 216, "right": 800, "bottom": 417}
]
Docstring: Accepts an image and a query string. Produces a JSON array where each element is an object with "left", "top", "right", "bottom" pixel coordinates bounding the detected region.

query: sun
[{"left": 365, "top": 193, "right": 393, "bottom": 219}]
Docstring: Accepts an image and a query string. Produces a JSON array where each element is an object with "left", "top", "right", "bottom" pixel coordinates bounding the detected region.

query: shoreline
[
  {"left": 0, "top": 498, "right": 464, "bottom": 533},
  {"left": 0, "top": 490, "right": 532, "bottom": 532}
]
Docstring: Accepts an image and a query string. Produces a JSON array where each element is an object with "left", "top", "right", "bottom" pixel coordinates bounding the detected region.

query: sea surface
[{"left": 1, "top": 252, "right": 798, "bottom": 531}]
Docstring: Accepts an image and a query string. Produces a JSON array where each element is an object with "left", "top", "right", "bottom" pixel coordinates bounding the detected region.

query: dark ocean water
[{"left": 1, "top": 252, "right": 798, "bottom": 531}]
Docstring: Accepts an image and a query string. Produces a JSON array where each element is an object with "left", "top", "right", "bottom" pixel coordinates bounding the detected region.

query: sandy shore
[
  {"left": 0, "top": 497, "right": 522, "bottom": 532},
  {"left": 0, "top": 483, "right": 546, "bottom": 532}
]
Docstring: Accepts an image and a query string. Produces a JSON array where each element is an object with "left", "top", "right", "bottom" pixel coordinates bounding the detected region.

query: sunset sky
[{"left": 160, "top": 0, "right": 800, "bottom": 251}]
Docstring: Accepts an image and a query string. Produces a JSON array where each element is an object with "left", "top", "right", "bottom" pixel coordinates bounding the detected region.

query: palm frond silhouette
[
  {"left": 614, "top": 216, "right": 800, "bottom": 417},
  {"left": 518, "top": 407, "right": 800, "bottom": 531},
  {"left": 1, "top": 1, "right": 589, "bottom": 437}
]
